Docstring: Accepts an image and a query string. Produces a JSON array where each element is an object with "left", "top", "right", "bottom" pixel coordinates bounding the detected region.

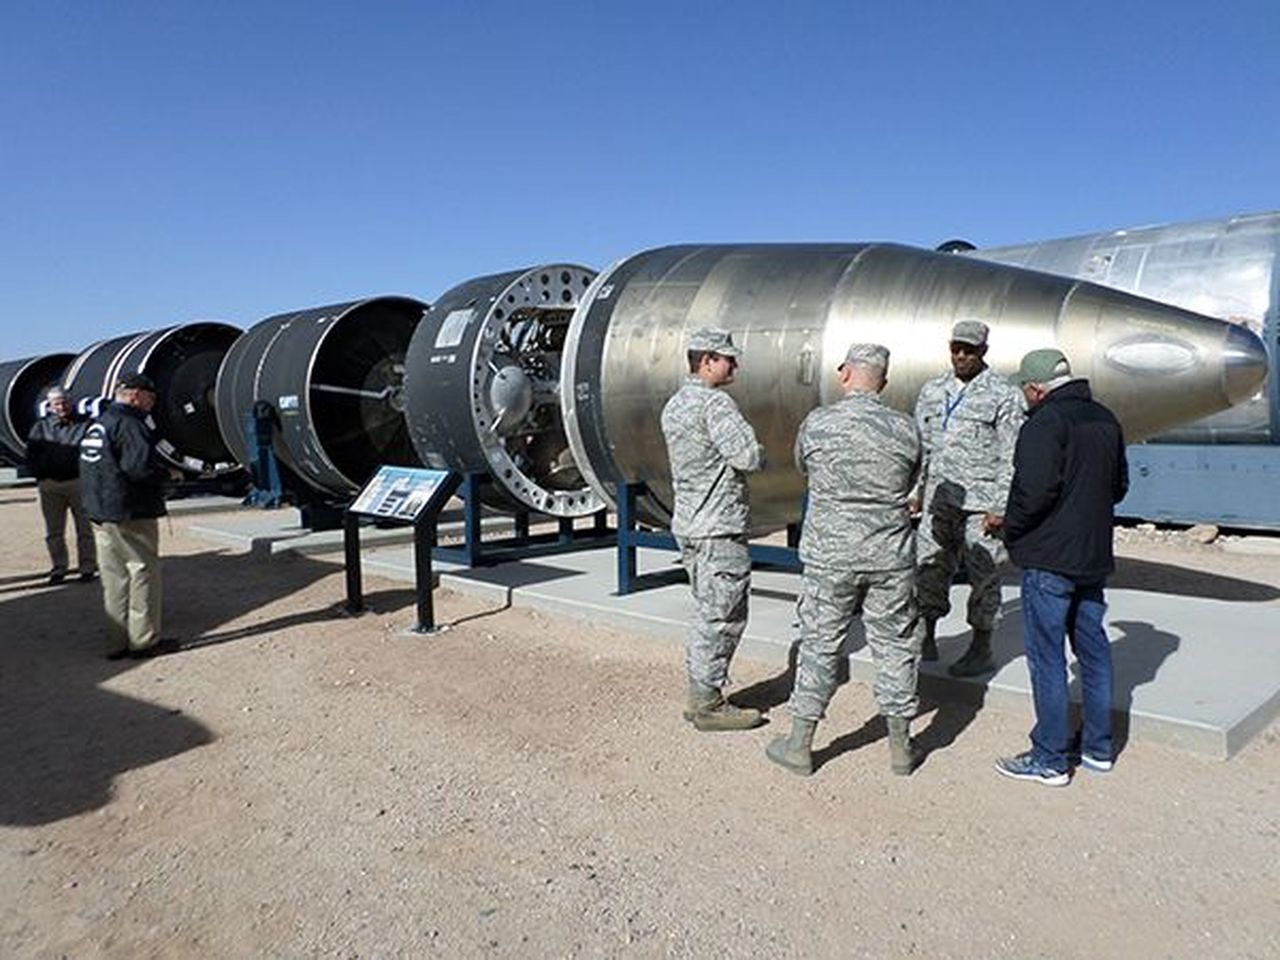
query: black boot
[
  {"left": 920, "top": 618, "right": 939, "bottom": 662},
  {"left": 948, "top": 628, "right": 995, "bottom": 677}
]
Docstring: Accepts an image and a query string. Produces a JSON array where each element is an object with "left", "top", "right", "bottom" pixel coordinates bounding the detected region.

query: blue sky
[{"left": 3, "top": 0, "right": 1278, "bottom": 356}]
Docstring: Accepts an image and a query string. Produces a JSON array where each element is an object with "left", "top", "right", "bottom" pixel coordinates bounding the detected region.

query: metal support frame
[
  {"left": 431, "top": 471, "right": 613, "bottom": 567},
  {"left": 614, "top": 481, "right": 803, "bottom": 595},
  {"left": 243, "top": 403, "right": 285, "bottom": 508}
]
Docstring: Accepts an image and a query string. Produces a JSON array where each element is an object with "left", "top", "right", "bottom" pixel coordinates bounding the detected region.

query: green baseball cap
[{"left": 1016, "top": 348, "right": 1072, "bottom": 386}]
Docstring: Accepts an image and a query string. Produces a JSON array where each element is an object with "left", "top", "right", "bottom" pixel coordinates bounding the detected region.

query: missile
[
  {"left": 959, "top": 209, "right": 1279, "bottom": 445},
  {"left": 560, "top": 242, "right": 1269, "bottom": 532}
]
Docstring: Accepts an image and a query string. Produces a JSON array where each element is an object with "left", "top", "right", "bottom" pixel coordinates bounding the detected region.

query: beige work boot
[
  {"left": 765, "top": 717, "right": 817, "bottom": 776},
  {"left": 887, "top": 716, "right": 920, "bottom": 776},
  {"left": 684, "top": 682, "right": 764, "bottom": 732},
  {"left": 948, "top": 628, "right": 995, "bottom": 677},
  {"left": 920, "top": 618, "right": 939, "bottom": 662}
]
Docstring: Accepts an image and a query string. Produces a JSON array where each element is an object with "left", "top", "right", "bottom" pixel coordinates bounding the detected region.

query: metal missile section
[
  {"left": 562, "top": 243, "right": 1269, "bottom": 532},
  {"left": 215, "top": 297, "right": 426, "bottom": 496},
  {"left": 0, "top": 353, "right": 75, "bottom": 464},
  {"left": 60, "top": 322, "right": 241, "bottom": 475},
  {"left": 962, "top": 210, "right": 1279, "bottom": 444},
  {"left": 403, "top": 265, "right": 603, "bottom": 517}
]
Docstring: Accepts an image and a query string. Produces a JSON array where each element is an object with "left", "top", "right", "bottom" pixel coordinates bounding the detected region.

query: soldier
[
  {"left": 660, "top": 327, "right": 766, "bottom": 732},
  {"left": 767, "top": 343, "right": 923, "bottom": 776},
  {"left": 912, "top": 320, "right": 1024, "bottom": 677}
]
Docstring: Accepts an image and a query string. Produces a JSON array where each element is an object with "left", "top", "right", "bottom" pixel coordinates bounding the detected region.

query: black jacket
[
  {"left": 80, "top": 402, "right": 169, "bottom": 522},
  {"left": 26, "top": 414, "right": 90, "bottom": 481},
  {"left": 1004, "top": 380, "right": 1128, "bottom": 582}
]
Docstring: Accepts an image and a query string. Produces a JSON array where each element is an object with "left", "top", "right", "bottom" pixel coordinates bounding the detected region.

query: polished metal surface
[
  {"left": 562, "top": 243, "right": 1268, "bottom": 532},
  {"left": 967, "top": 211, "right": 1279, "bottom": 443},
  {"left": 404, "top": 265, "right": 602, "bottom": 517}
]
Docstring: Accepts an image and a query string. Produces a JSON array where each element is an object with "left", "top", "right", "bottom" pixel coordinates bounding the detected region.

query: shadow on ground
[
  {"left": 0, "top": 547, "right": 376, "bottom": 826},
  {"left": 1111, "top": 557, "right": 1280, "bottom": 601}
]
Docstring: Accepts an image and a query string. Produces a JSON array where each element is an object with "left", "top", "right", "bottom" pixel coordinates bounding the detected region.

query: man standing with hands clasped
[
  {"left": 996, "top": 349, "right": 1128, "bottom": 786},
  {"left": 912, "top": 319, "right": 1024, "bottom": 676},
  {"left": 27, "top": 385, "right": 97, "bottom": 584},
  {"left": 661, "top": 327, "right": 766, "bottom": 732},
  {"left": 767, "top": 343, "right": 923, "bottom": 776}
]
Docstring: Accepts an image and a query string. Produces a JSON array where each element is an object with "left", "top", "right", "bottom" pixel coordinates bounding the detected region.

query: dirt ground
[{"left": 2, "top": 491, "right": 1278, "bottom": 959}]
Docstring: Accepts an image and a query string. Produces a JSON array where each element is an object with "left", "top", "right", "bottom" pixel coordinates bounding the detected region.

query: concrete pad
[
  {"left": 191, "top": 512, "right": 1280, "bottom": 759},
  {"left": 0, "top": 468, "right": 34, "bottom": 489},
  {"left": 188, "top": 506, "right": 525, "bottom": 559},
  {"left": 167, "top": 496, "right": 248, "bottom": 516}
]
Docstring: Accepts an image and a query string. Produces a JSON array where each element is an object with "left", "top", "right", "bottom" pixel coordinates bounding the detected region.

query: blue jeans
[{"left": 1021, "top": 569, "right": 1113, "bottom": 771}]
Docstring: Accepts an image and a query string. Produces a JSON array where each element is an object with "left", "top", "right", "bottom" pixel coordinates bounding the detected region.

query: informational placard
[{"left": 349, "top": 466, "right": 452, "bottom": 521}]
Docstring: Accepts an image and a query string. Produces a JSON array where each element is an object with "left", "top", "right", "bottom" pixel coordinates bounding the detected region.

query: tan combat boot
[
  {"left": 685, "top": 682, "right": 764, "bottom": 732},
  {"left": 948, "top": 628, "right": 995, "bottom": 677},
  {"left": 765, "top": 717, "right": 817, "bottom": 776},
  {"left": 887, "top": 716, "right": 921, "bottom": 776}
]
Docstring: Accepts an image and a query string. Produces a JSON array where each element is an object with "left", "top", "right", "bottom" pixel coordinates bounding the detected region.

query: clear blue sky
[{"left": 3, "top": 0, "right": 1278, "bottom": 357}]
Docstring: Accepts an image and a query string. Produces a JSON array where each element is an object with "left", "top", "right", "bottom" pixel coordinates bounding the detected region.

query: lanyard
[{"left": 942, "top": 387, "right": 967, "bottom": 430}]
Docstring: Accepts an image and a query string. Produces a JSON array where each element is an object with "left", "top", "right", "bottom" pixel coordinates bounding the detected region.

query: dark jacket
[
  {"left": 26, "top": 414, "right": 90, "bottom": 481},
  {"left": 1004, "top": 380, "right": 1128, "bottom": 582},
  {"left": 80, "top": 402, "right": 169, "bottom": 522}
]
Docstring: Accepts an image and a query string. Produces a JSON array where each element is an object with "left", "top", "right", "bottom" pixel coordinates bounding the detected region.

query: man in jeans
[{"left": 997, "top": 349, "right": 1128, "bottom": 786}]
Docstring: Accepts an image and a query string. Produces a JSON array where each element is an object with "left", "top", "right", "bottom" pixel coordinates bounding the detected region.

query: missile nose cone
[{"left": 1223, "top": 324, "right": 1269, "bottom": 405}]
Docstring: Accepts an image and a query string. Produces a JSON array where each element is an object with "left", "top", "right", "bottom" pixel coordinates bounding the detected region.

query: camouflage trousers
[
  {"left": 677, "top": 535, "right": 751, "bottom": 690},
  {"left": 787, "top": 564, "right": 919, "bottom": 721},
  {"left": 915, "top": 502, "right": 1007, "bottom": 631}
]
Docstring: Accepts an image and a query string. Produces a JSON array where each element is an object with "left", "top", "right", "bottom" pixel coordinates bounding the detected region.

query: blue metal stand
[
  {"left": 243, "top": 402, "right": 285, "bottom": 508},
  {"left": 614, "top": 481, "right": 803, "bottom": 595},
  {"left": 431, "top": 472, "right": 614, "bottom": 567}
]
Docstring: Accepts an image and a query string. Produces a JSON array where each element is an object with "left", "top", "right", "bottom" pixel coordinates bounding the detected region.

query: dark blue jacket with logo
[{"left": 80, "top": 402, "right": 169, "bottom": 522}]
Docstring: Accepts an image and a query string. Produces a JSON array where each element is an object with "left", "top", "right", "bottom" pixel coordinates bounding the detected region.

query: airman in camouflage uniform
[
  {"left": 660, "top": 327, "right": 766, "bottom": 732},
  {"left": 912, "top": 320, "right": 1025, "bottom": 677},
  {"left": 766, "top": 343, "right": 924, "bottom": 777}
]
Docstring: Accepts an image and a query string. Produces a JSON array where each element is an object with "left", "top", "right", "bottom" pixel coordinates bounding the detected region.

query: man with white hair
[
  {"left": 996, "top": 348, "right": 1128, "bottom": 787},
  {"left": 26, "top": 385, "right": 96, "bottom": 584},
  {"left": 767, "top": 343, "right": 923, "bottom": 776}
]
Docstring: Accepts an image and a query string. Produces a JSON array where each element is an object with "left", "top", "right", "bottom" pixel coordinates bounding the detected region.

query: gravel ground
[{"left": 1, "top": 492, "right": 1278, "bottom": 959}]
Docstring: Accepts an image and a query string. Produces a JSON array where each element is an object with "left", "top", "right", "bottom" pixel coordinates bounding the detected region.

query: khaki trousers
[
  {"left": 93, "top": 519, "right": 162, "bottom": 652},
  {"left": 38, "top": 477, "right": 96, "bottom": 575}
]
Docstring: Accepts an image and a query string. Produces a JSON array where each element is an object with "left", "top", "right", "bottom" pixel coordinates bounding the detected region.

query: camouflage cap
[
  {"left": 687, "top": 327, "right": 741, "bottom": 358},
  {"left": 1016, "top": 348, "right": 1072, "bottom": 386},
  {"left": 838, "top": 342, "right": 890, "bottom": 370},
  {"left": 950, "top": 320, "right": 989, "bottom": 346}
]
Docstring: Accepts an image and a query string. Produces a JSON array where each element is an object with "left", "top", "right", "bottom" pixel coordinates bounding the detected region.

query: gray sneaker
[{"left": 994, "top": 751, "right": 1069, "bottom": 787}]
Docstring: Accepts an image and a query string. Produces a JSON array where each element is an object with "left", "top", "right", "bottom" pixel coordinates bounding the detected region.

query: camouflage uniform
[
  {"left": 913, "top": 366, "right": 1024, "bottom": 631},
  {"left": 787, "top": 390, "right": 922, "bottom": 720},
  {"left": 660, "top": 377, "right": 764, "bottom": 690}
]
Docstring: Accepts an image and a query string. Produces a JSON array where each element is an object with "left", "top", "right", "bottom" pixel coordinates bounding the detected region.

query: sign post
[{"left": 344, "top": 466, "right": 462, "bottom": 633}]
